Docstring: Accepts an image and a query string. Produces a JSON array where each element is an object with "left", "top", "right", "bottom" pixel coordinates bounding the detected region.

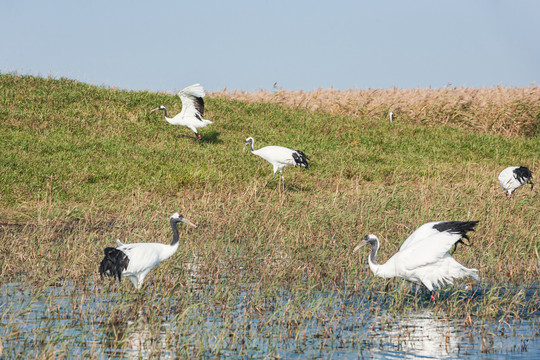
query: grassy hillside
[{"left": 0, "top": 74, "right": 538, "bottom": 288}]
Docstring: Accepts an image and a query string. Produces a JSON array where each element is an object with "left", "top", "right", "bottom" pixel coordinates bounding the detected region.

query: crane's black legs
[
  {"left": 262, "top": 171, "right": 287, "bottom": 193},
  {"left": 263, "top": 172, "right": 277, "bottom": 188}
]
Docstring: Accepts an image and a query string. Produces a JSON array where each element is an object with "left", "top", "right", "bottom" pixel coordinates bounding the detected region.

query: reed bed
[{"left": 213, "top": 86, "right": 540, "bottom": 137}]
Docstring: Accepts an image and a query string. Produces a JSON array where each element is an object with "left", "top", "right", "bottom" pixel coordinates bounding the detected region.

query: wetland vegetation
[{"left": 0, "top": 74, "right": 539, "bottom": 358}]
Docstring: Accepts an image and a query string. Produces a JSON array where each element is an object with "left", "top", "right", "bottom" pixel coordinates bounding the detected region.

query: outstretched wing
[
  {"left": 398, "top": 221, "right": 478, "bottom": 270},
  {"left": 400, "top": 221, "right": 477, "bottom": 251},
  {"left": 399, "top": 222, "right": 441, "bottom": 251},
  {"left": 178, "top": 83, "right": 205, "bottom": 120}
]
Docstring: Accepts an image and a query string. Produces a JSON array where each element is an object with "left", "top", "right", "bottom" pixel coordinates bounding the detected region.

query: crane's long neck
[
  {"left": 170, "top": 219, "right": 180, "bottom": 246},
  {"left": 161, "top": 107, "right": 169, "bottom": 118},
  {"left": 367, "top": 240, "right": 396, "bottom": 278},
  {"left": 368, "top": 240, "right": 379, "bottom": 266},
  {"left": 248, "top": 139, "right": 255, "bottom": 152}
]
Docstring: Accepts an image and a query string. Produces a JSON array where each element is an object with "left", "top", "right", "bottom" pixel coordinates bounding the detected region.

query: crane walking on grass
[
  {"left": 243, "top": 137, "right": 308, "bottom": 190},
  {"left": 353, "top": 221, "right": 480, "bottom": 301},
  {"left": 99, "top": 212, "right": 197, "bottom": 290},
  {"left": 151, "top": 84, "right": 212, "bottom": 140},
  {"left": 498, "top": 166, "right": 533, "bottom": 197}
]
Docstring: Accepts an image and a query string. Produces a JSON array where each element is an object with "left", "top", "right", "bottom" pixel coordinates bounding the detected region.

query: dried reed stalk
[{"left": 212, "top": 86, "right": 540, "bottom": 137}]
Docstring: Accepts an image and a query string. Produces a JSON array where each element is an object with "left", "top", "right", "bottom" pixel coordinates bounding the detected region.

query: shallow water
[{"left": 0, "top": 282, "right": 538, "bottom": 358}]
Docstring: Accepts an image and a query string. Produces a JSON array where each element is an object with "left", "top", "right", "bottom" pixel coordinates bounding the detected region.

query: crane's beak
[
  {"left": 150, "top": 107, "right": 160, "bottom": 113},
  {"left": 353, "top": 240, "right": 368, "bottom": 253},
  {"left": 529, "top": 179, "right": 534, "bottom": 190},
  {"left": 243, "top": 142, "right": 248, "bottom": 153},
  {"left": 181, "top": 217, "right": 197, "bottom": 228}
]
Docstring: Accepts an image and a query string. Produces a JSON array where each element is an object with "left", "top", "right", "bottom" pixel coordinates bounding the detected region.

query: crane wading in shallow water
[
  {"left": 353, "top": 221, "right": 480, "bottom": 301},
  {"left": 243, "top": 137, "right": 309, "bottom": 190},
  {"left": 151, "top": 84, "right": 212, "bottom": 140},
  {"left": 498, "top": 166, "right": 534, "bottom": 197},
  {"left": 99, "top": 213, "right": 197, "bottom": 290}
]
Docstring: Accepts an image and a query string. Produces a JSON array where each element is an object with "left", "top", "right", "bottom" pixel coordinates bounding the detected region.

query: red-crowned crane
[
  {"left": 151, "top": 84, "right": 212, "bottom": 140},
  {"left": 353, "top": 221, "right": 480, "bottom": 301},
  {"left": 243, "top": 136, "right": 308, "bottom": 190},
  {"left": 498, "top": 166, "right": 534, "bottom": 197},
  {"left": 99, "top": 212, "right": 197, "bottom": 290}
]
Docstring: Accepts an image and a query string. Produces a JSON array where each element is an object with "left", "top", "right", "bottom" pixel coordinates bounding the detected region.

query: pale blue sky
[{"left": 1, "top": 0, "right": 539, "bottom": 92}]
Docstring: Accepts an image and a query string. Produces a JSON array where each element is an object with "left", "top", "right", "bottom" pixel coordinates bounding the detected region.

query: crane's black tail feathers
[
  {"left": 99, "top": 247, "right": 129, "bottom": 282},
  {"left": 513, "top": 166, "right": 534, "bottom": 190},
  {"left": 433, "top": 221, "right": 479, "bottom": 251},
  {"left": 513, "top": 166, "right": 533, "bottom": 184},
  {"left": 292, "top": 150, "right": 309, "bottom": 170}
]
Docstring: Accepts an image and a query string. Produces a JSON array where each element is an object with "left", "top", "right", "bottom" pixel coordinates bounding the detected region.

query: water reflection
[
  {"left": 0, "top": 282, "right": 538, "bottom": 359},
  {"left": 123, "top": 320, "right": 171, "bottom": 359},
  {"left": 102, "top": 310, "right": 174, "bottom": 359},
  {"left": 373, "top": 310, "right": 461, "bottom": 358},
  {"left": 184, "top": 253, "right": 203, "bottom": 285},
  {"left": 370, "top": 309, "right": 538, "bottom": 359}
]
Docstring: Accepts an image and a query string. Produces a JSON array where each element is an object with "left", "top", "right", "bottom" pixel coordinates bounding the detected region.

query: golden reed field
[{"left": 213, "top": 85, "right": 540, "bottom": 137}]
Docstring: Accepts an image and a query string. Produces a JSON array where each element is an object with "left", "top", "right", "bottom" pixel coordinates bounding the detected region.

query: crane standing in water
[
  {"left": 353, "top": 221, "right": 480, "bottom": 301},
  {"left": 99, "top": 212, "right": 197, "bottom": 290}
]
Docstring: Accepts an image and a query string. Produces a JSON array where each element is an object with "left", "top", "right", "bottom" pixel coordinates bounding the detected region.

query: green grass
[
  {"left": 0, "top": 73, "right": 539, "bottom": 294},
  {"left": 0, "top": 71, "right": 539, "bottom": 358}
]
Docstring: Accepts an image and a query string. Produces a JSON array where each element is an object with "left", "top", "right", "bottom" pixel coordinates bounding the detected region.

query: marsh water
[{"left": 1, "top": 281, "right": 538, "bottom": 359}]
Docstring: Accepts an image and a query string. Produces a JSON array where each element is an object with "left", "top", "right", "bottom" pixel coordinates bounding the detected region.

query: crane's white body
[
  {"left": 252, "top": 145, "right": 300, "bottom": 175},
  {"left": 498, "top": 166, "right": 533, "bottom": 196},
  {"left": 114, "top": 239, "right": 178, "bottom": 289},
  {"left": 165, "top": 114, "right": 213, "bottom": 132},
  {"left": 152, "top": 84, "right": 212, "bottom": 137},
  {"left": 354, "top": 221, "right": 479, "bottom": 292},
  {"left": 244, "top": 137, "right": 308, "bottom": 189},
  {"left": 99, "top": 213, "right": 197, "bottom": 290}
]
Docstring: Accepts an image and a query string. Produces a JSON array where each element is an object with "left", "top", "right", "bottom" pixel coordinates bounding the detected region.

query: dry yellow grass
[{"left": 212, "top": 86, "right": 540, "bottom": 137}]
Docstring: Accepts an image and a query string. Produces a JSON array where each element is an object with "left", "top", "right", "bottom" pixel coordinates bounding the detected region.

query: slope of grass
[{"left": 0, "top": 73, "right": 538, "bottom": 288}]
